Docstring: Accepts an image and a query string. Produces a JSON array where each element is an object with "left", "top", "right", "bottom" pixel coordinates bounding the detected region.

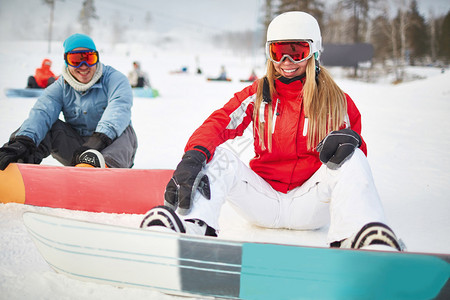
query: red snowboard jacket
[
  {"left": 35, "top": 59, "right": 56, "bottom": 88},
  {"left": 185, "top": 78, "right": 367, "bottom": 193}
]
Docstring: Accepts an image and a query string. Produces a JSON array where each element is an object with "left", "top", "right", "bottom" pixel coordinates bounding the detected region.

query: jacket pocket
[{"left": 63, "top": 107, "right": 79, "bottom": 122}]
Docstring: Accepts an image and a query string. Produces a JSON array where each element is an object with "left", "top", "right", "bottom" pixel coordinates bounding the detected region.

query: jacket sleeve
[
  {"left": 184, "top": 82, "right": 258, "bottom": 160},
  {"left": 16, "top": 78, "right": 64, "bottom": 145},
  {"left": 345, "top": 93, "right": 367, "bottom": 155},
  {"left": 96, "top": 67, "right": 133, "bottom": 140}
]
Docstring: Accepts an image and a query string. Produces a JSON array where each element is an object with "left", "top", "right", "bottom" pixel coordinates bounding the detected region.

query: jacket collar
[
  {"left": 278, "top": 74, "right": 306, "bottom": 84},
  {"left": 275, "top": 75, "right": 304, "bottom": 99}
]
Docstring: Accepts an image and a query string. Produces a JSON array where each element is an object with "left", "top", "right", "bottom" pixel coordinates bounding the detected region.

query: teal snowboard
[
  {"left": 5, "top": 88, "right": 159, "bottom": 98},
  {"left": 132, "top": 87, "right": 159, "bottom": 98},
  {"left": 23, "top": 212, "right": 449, "bottom": 299},
  {"left": 5, "top": 88, "right": 44, "bottom": 98}
]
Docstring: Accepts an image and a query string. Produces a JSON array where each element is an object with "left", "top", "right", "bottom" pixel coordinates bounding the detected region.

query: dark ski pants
[
  {"left": 10, "top": 120, "right": 138, "bottom": 168},
  {"left": 27, "top": 76, "right": 56, "bottom": 89}
]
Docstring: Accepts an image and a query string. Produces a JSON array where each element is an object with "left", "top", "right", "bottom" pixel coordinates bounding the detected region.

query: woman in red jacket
[
  {"left": 27, "top": 58, "right": 57, "bottom": 88},
  {"left": 142, "top": 12, "right": 403, "bottom": 251}
]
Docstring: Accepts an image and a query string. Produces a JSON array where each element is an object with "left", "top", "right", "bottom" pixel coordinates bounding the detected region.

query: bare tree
[
  {"left": 277, "top": 0, "right": 324, "bottom": 25},
  {"left": 429, "top": 10, "right": 438, "bottom": 62},
  {"left": 79, "top": 0, "right": 98, "bottom": 35},
  {"left": 342, "top": 0, "right": 378, "bottom": 43},
  {"left": 43, "top": 0, "right": 56, "bottom": 53},
  {"left": 397, "top": 1, "right": 409, "bottom": 64},
  {"left": 261, "top": 0, "right": 275, "bottom": 46},
  {"left": 322, "top": 2, "right": 350, "bottom": 43},
  {"left": 371, "top": 14, "right": 392, "bottom": 61},
  {"left": 145, "top": 11, "right": 152, "bottom": 29},
  {"left": 371, "top": 3, "right": 404, "bottom": 81},
  {"left": 111, "top": 11, "right": 126, "bottom": 45}
]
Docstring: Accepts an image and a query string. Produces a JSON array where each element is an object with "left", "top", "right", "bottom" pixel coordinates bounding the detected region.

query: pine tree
[
  {"left": 406, "top": 0, "right": 428, "bottom": 65},
  {"left": 438, "top": 11, "right": 450, "bottom": 62}
]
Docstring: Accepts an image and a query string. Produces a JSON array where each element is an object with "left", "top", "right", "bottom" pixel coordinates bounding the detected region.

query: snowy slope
[{"left": 0, "top": 40, "right": 449, "bottom": 299}]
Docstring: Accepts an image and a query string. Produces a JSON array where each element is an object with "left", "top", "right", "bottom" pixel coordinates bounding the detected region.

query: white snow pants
[{"left": 180, "top": 147, "right": 386, "bottom": 244}]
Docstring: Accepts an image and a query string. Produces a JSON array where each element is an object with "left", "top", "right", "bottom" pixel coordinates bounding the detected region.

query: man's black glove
[
  {"left": 71, "top": 132, "right": 112, "bottom": 165},
  {"left": 0, "top": 136, "right": 36, "bottom": 170},
  {"left": 164, "top": 150, "right": 211, "bottom": 215},
  {"left": 316, "top": 128, "right": 362, "bottom": 170}
]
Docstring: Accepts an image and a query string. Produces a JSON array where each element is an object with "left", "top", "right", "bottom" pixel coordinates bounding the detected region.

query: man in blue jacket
[{"left": 0, "top": 33, "right": 137, "bottom": 169}]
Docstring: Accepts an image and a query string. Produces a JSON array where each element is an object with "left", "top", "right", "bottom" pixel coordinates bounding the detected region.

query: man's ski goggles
[
  {"left": 64, "top": 50, "right": 99, "bottom": 68},
  {"left": 266, "top": 40, "right": 312, "bottom": 64}
]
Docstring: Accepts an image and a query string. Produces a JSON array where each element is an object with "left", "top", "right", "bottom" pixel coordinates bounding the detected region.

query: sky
[
  {"left": 414, "top": 0, "right": 450, "bottom": 16},
  {"left": 102, "top": 0, "right": 263, "bottom": 32},
  {"left": 0, "top": 0, "right": 449, "bottom": 44},
  {"left": 0, "top": 0, "right": 263, "bottom": 42}
]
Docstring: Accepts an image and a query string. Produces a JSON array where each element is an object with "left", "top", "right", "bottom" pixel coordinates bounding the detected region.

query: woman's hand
[{"left": 316, "top": 129, "right": 362, "bottom": 170}]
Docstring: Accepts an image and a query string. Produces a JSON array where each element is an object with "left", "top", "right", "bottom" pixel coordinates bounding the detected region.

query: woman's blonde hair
[{"left": 253, "top": 57, "right": 347, "bottom": 151}]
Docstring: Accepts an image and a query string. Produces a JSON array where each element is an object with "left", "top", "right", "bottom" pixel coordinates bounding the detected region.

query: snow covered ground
[{"left": 0, "top": 40, "right": 449, "bottom": 299}]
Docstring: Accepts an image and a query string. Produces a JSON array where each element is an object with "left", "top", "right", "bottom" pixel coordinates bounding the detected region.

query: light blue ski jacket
[{"left": 17, "top": 64, "right": 133, "bottom": 145}]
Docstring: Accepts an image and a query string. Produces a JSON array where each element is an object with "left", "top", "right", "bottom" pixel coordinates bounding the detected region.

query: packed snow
[{"left": 0, "top": 39, "right": 449, "bottom": 299}]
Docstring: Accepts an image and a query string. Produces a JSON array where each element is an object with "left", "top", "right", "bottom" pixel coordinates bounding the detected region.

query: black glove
[
  {"left": 71, "top": 132, "right": 112, "bottom": 165},
  {"left": 164, "top": 150, "right": 211, "bottom": 215},
  {"left": 0, "top": 136, "right": 36, "bottom": 170},
  {"left": 316, "top": 128, "right": 362, "bottom": 170}
]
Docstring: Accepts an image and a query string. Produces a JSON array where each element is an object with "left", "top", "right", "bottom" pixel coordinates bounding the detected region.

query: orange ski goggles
[
  {"left": 267, "top": 40, "right": 312, "bottom": 64},
  {"left": 64, "top": 50, "right": 99, "bottom": 68}
]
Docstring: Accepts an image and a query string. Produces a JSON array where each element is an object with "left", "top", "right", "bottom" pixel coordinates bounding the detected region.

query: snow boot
[
  {"left": 140, "top": 205, "right": 217, "bottom": 236},
  {"left": 75, "top": 149, "right": 106, "bottom": 168},
  {"left": 331, "top": 222, "right": 405, "bottom": 251}
]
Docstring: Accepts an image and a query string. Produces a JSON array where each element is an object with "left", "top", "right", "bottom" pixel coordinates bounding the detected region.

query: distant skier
[
  {"left": 0, "top": 33, "right": 137, "bottom": 170},
  {"left": 128, "top": 61, "right": 151, "bottom": 88},
  {"left": 141, "top": 12, "right": 404, "bottom": 252},
  {"left": 27, "top": 58, "right": 58, "bottom": 89}
]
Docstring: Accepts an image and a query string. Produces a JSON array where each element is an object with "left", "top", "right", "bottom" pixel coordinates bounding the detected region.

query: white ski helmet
[{"left": 266, "top": 11, "right": 322, "bottom": 58}]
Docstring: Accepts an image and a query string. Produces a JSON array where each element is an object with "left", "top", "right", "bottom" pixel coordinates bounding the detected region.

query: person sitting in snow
[
  {"left": 141, "top": 12, "right": 404, "bottom": 252},
  {"left": 217, "top": 65, "right": 228, "bottom": 80},
  {"left": 248, "top": 69, "right": 258, "bottom": 82},
  {"left": 27, "top": 58, "right": 58, "bottom": 89},
  {"left": 0, "top": 33, "right": 137, "bottom": 170},
  {"left": 128, "top": 61, "right": 151, "bottom": 88}
]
